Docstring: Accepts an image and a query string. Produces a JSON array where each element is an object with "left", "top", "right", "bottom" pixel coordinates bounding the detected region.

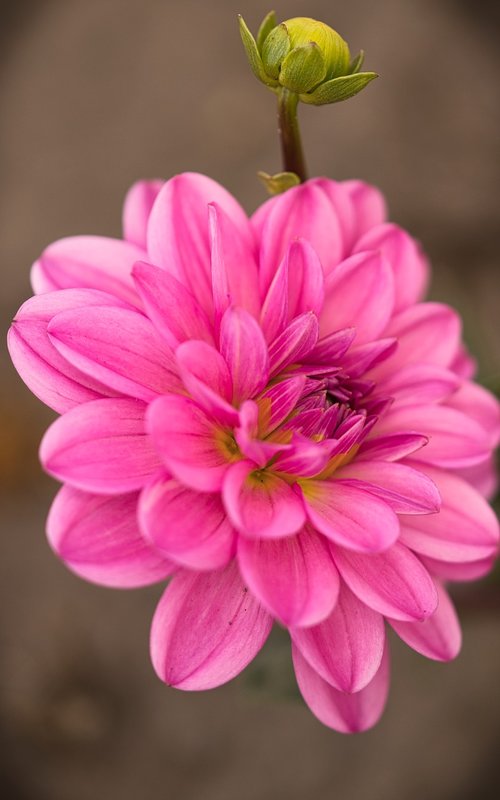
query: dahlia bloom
[{"left": 8, "top": 173, "right": 499, "bottom": 733}]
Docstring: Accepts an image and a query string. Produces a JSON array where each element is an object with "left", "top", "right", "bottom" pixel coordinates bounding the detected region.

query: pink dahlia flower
[{"left": 8, "top": 173, "right": 499, "bottom": 733}]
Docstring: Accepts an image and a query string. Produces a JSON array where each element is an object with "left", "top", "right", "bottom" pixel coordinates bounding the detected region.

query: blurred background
[{"left": 1, "top": 1, "right": 499, "bottom": 798}]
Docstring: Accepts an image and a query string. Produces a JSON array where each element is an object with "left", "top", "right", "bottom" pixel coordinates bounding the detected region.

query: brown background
[{"left": 1, "top": 1, "right": 499, "bottom": 798}]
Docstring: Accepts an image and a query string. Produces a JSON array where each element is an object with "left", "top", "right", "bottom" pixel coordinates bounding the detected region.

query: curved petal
[
  {"left": 222, "top": 461, "right": 306, "bottom": 539},
  {"left": 219, "top": 307, "right": 269, "bottom": 404},
  {"left": 291, "top": 581, "right": 385, "bottom": 693},
  {"left": 332, "top": 542, "right": 438, "bottom": 622},
  {"left": 150, "top": 561, "right": 273, "bottom": 690},
  {"left": 237, "top": 526, "right": 339, "bottom": 627},
  {"left": 389, "top": 581, "right": 461, "bottom": 662},
  {"left": 421, "top": 555, "right": 496, "bottom": 582},
  {"left": 175, "top": 340, "right": 238, "bottom": 426},
  {"left": 357, "top": 432, "right": 429, "bottom": 462},
  {"left": 293, "top": 637, "right": 390, "bottom": 734},
  {"left": 334, "top": 461, "right": 441, "bottom": 515},
  {"left": 445, "top": 380, "right": 500, "bottom": 447},
  {"left": 342, "top": 180, "right": 387, "bottom": 243},
  {"left": 268, "top": 312, "right": 319, "bottom": 376},
  {"left": 122, "top": 179, "right": 163, "bottom": 249},
  {"left": 378, "top": 364, "right": 460, "bottom": 407},
  {"left": 40, "top": 398, "right": 161, "bottom": 493},
  {"left": 139, "top": 476, "right": 236, "bottom": 570},
  {"left": 47, "top": 485, "right": 174, "bottom": 587}
]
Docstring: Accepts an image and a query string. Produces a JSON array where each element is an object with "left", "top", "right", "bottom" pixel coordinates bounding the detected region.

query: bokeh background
[{"left": 1, "top": 1, "right": 499, "bottom": 798}]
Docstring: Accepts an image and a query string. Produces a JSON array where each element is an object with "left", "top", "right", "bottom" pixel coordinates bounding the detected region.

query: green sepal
[
  {"left": 348, "top": 50, "right": 365, "bottom": 74},
  {"left": 257, "top": 10, "right": 277, "bottom": 54},
  {"left": 238, "top": 14, "right": 278, "bottom": 87},
  {"left": 257, "top": 170, "right": 301, "bottom": 195},
  {"left": 279, "top": 42, "right": 327, "bottom": 94},
  {"left": 261, "top": 23, "right": 291, "bottom": 80},
  {"left": 300, "top": 71, "right": 378, "bottom": 105}
]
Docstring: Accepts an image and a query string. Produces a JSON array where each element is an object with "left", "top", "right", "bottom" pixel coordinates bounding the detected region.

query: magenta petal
[
  {"left": 379, "top": 364, "right": 460, "bottom": 407},
  {"left": 302, "top": 481, "right": 400, "bottom": 553},
  {"left": 260, "top": 254, "right": 289, "bottom": 343},
  {"left": 237, "top": 526, "right": 339, "bottom": 627},
  {"left": 132, "top": 261, "right": 214, "bottom": 349},
  {"left": 321, "top": 251, "right": 394, "bottom": 344},
  {"left": 291, "top": 582, "right": 385, "bottom": 693},
  {"left": 175, "top": 340, "right": 239, "bottom": 426},
  {"left": 40, "top": 398, "right": 161, "bottom": 493},
  {"left": 293, "top": 637, "right": 390, "bottom": 734},
  {"left": 306, "top": 328, "right": 356, "bottom": 365},
  {"left": 334, "top": 461, "right": 441, "bottom": 515},
  {"left": 139, "top": 476, "right": 236, "bottom": 570},
  {"left": 268, "top": 312, "right": 319, "bottom": 376},
  {"left": 259, "top": 375, "right": 306, "bottom": 433},
  {"left": 122, "top": 179, "right": 163, "bottom": 249},
  {"left": 48, "top": 305, "right": 181, "bottom": 401},
  {"left": 32, "top": 236, "right": 144, "bottom": 306},
  {"left": 147, "top": 394, "right": 230, "bottom": 492},
  {"left": 421, "top": 555, "right": 496, "bottom": 582},
  {"left": 378, "top": 302, "right": 461, "bottom": 373},
  {"left": 286, "top": 239, "right": 325, "bottom": 319},
  {"left": 222, "top": 461, "right": 306, "bottom": 539},
  {"left": 219, "top": 307, "right": 269, "bottom": 404},
  {"left": 343, "top": 180, "right": 387, "bottom": 238},
  {"left": 333, "top": 542, "right": 438, "bottom": 621},
  {"left": 357, "top": 432, "right": 429, "bottom": 462},
  {"left": 150, "top": 561, "right": 273, "bottom": 690},
  {"left": 47, "top": 485, "right": 174, "bottom": 587},
  {"left": 389, "top": 581, "right": 461, "bottom": 661}
]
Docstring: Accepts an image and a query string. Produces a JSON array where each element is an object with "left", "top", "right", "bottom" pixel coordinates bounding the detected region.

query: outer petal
[
  {"left": 31, "top": 236, "right": 144, "bottom": 306},
  {"left": 301, "top": 481, "right": 400, "bottom": 553},
  {"left": 237, "top": 526, "right": 339, "bottom": 627},
  {"left": 291, "top": 582, "right": 385, "bottom": 693},
  {"left": 293, "top": 638, "right": 390, "bottom": 734},
  {"left": 40, "top": 398, "right": 161, "bottom": 493},
  {"left": 342, "top": 180, "right": 387, "bottom": 243},
  {"left": 333, "top": 542, "right": 438, "bottom": 622},
  {"left": 445, "top": 380, "right": 500, "bottom": 447},
  {"left": 122, "top": 179, "right": 163, "bottom": 249},
  {"left": 389, "top": 581, "right": 461, "bottom": 661},
  {"left": 222, "top": 461, "right": 306, "bottom": 539},
  {"left": 421, "top": 555, "right": 496, "bottom": 582},
  {"left": 378, "top": 364, "right": 460, "bottom": 407},
  {"left": 219, "top": 307, "right": 269, "bottom": 404},
  {"left": 334, "top": 461, "right": 441, "bottom": 515},
  {"left": 139, "top": 476, "right": 236, "bottom": 570},
  {"left": 47, "top": 485, "right": 174, "bottom": 587},
  {"left": 150, "top": 561, "right": 273, "bottom": 690}
]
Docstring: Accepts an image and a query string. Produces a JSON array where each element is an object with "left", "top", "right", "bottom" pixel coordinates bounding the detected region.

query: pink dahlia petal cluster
[{"left": 8, "top": 173, "right": 499, "bottom": 733}]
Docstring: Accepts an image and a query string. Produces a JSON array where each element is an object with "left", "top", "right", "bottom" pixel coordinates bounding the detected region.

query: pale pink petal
[
  {"left": 455, "top": 457, "right": 498, "bottom": 500},
  {"left": 342, "top": 179, "right": 387, "bottom": 243},
  {"left": 293, "top": 638, "right": 390, "bottom": 734},
  {"left": 334, "top": 461, "right": 441, "bottom": 515},
  {"left": 32, "top": 236, "right": 144, "bottom": 306},
  {"left": 237, "top": 526, "right": 339, "bottom": 627},
  {"left": 175, "top": 340, "right": 239, "bottom": 426},
  {"left": 291, "top": 582, "right": 385, "bottom": 692},
  {"left": 314, "top": 179, "right": 356, "bottom": 255},
  {"left": 354, "top": 223, "right": 429, "bottom": 311},
  {"left": 358, "top": 432, "right": 429, "bottom": 462},
  {"left": 268, "top": 312, "right": 319, "bottom": 376},
  {"left": 132, "top": 261, "right": 214, "bottom": 349},
  {"left": 219, "top": 307, "right": 269, "bottom": 403},
  {"left": 48, "top": 306, "right": 181, "bottom": 402},
  {"left": 398, "top": 464, "right": 499, "bottom": 562},
  {"left": 139, "top": 476, "right": 236, "bottom": 570},
  {"left": 222, "top": 460, "right": 306, "bottom": 539},
  {"left": 321, "top": 251, "right": 395, "bottom": 343},
  {"left": 333, "top": 542, "right": 438, "bottom": 621},
  {"left": 301, "top": 481, "right": 400, "bottom": 553},
  {"left": 421, "top": 555, "right": 496, "bottom": 582},
  {"left": 150, "top": 561, "right": 273, "bottom": 689},
  {"left": 389, "top": 581, "right": 461, "bottom": 661},
  {"left": 147, "top": 395, "right": 231, "bottom": 492},
  {"left": 340, "top": 338, "right": 398, "bottom": 377},
  {"left": 122, "top": 179, "right": 163, "bottom": 249},
  {"left": 47, "top": 485, "right": 174, "bottom": 587},
  {"left": 40, "top": 398, "right": 161, "bottom": 493},
  {"left": 445, "top": 380, "right": 500, "bottom": 446},
  {"left": 379, "top": 364, "right": 460, "bottom": 407},
  {"left": 451, "top": 343, "right": 476, "bottom": 380}
]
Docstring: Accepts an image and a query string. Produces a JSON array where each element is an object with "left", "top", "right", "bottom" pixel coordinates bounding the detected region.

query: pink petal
[
  {"left": 398, "top": 464, "right": 499, "bottom": 562},
  {"left": 32, "top": 236, "right": 144, "bottom": 306},
  {"left": 260, "top": 254, "right": 289, "bottom": 343},
  {"left": 333, "top": 542, "right": 438, "bottom": 621},
  {"left": 334, "top": 461, "right": 441, "bottom": 515},
  {"left": 259, "top": 375, "right": 306, "bottom": 433},
  {"left": 342, "top": 179, "right": 387, "bottom": 243},
  {"left": 150, "top": 561, "right": 273, "bottom": 690},
  {"left": 122, "top": 179, "right": 163, "bottom": 249},
  {"left": 291, "top": 581, "right": 385, "bottom": 693},
  {"left": 286, "top": 239, "right": 325, "bottom": 319},
  {"left": 40, "top": 398, "right": 161, "bottom": 493},
  {"left": 301, "top": 481, "right": 400, "bottom": 553},
  {"left": 268, "top": 312, "right": 319, "bottom": 376},
  {"left": 321, "top": 251, "right": 395, "bottom": 344},
  {"left": 306, "top": 328, "right": 356, "bottom": 365},
  {"left": 379, "top": 364, "right": 460, "bottom": 407},
  {"left": 354, "top": 223, "right": 429, "bottom": 311},
  {"left": 147, "top": 394, "right": 231, "bottom": 492},
  {"left": 132, "top": 261, "right": 214, "bottom": 349},
  {"left": 389, "top": 581, "right": 461, "bottom": 661},
  {"left": 175, "top": 340, "right": 239, "bottom": 426},
  {"left": 340, "top": 338, "right": 398, "bottom": 378},
  {"left": 222, "top": 461, "right": 306, "bottom": 539},
  {"left": 219, "top": 307, "right": 269, "bottom": 404},
  {"left": 421, "top": 555, "right": 496, "bottom": 582},
  {"left": 293, "top": 638, "right": 390, "bottom": 734},
  {"left": 139, "top": 476, "right": 236, "bottom": 570},
  {"left": 47, "top": 485, "right": 174, "bottom": 587},
  {"left": 48, "top": 305, "right": 181, "bottom": 402},
  {"left": 357, "top": 432, "right": 429, "bottom": 462},
  {"left": 237, "top": 526, "right": 339, "bottom": 627},
  {"left": 455, "top": 456, "right": 498, "bottom": 500},
  {"left": 445, "top": 380, "right": 500, "bottom": 447}
]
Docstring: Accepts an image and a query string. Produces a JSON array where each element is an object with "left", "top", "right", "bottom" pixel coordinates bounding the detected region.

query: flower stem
[{"left": 277, "top": 88, "right": 308, "bottom": 182}]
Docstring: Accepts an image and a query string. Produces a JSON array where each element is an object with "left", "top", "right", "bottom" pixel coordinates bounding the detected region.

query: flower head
[{"left": 8, "top": 173, "right": 499, "bottom": 732}]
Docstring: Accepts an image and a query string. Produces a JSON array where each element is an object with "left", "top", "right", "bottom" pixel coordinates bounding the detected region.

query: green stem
[{"left": 277, "top": 88, "right": 308, "bottom": 181}]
